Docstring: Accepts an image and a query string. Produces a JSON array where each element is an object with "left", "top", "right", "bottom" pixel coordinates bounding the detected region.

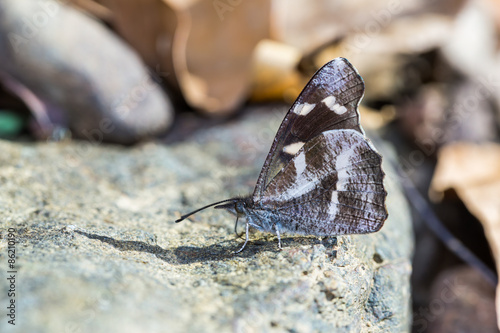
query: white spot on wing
[
  {"left": 333, "top": 105, "right": 347, "bottom": 114},
  {"left": 322, "top": 96, "right": 336, "bottom": 108},
  {"left": 322, "top": 95, "right": 347, "bottom": 114},
  {"left": 335, "top": 147, "right": 355, "bottom": 190},
  {"left": 283, "top": 141, "right": 305, "bottom": 155},
  {"left": 284, "top": 177, "right": 320, "bottom": 200},
  {"left": 294, "top": 152, "right": 306, "bottom": 176},
  {"left": 328, "top": 191, "right": 338, "bottom": 216},
  {"left": 291, "top": 103, "right": 303, "bottom": 114},
  {"left": 279, "top": 151, "right": 320, "bottom": 200},
  {"left": 292, "top": 103, "right": 316, "bottom": 116},
  {"left": 300, "top": 103, "right": 315, "bottom": 116}
]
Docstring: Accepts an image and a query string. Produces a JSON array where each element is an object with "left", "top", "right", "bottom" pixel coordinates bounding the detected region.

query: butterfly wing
[
  {"left": 259, "top": 129, "right": 387, "bottom": 235},
  {"left": 252, "top": 58, "right": 365, "bottom": 201}
]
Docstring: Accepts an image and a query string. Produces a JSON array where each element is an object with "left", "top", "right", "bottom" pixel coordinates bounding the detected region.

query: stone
[
  {"left": 0, "top": 106, "right": 413, "bottom": 332},
  {"left": 0, "top": 0, "right": 173, "bottom": 143}
]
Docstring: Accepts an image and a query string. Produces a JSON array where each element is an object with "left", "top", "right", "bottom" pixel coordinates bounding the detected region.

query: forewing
[
  {"left": 259, "top": 130, "right": 387, "bottom": 235},
  {"left": 253, "top": 58, "right": 365, "bottom": 200}
]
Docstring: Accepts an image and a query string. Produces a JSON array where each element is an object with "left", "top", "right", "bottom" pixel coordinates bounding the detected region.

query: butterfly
[{"left": 175, "top": 57, "right": 388, "bottom": 253}]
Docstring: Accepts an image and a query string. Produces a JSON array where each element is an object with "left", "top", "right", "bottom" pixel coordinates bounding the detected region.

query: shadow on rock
[
  {"left": 75, "top": 230, "right": 261, "bottom": 264},
  {"left": 75, "top": 230, "right": 337, "bottom": 264},
  {"left": 75, "top": 230, "right": 179, "bottom": 263}
]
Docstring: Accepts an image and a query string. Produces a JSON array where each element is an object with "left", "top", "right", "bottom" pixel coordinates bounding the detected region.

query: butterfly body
[{"left": 176, "top": 58, "right": 388, "bottom": 253}]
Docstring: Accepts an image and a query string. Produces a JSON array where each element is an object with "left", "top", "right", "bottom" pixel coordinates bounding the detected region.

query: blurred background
[{"left": 1, "top": 0, "right": 499, "bottom": 331}]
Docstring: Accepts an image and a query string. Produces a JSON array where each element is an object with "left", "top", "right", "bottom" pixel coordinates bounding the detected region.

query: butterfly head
[
  {"left": 214, "top": 197, "right": 251, "bottom": 217},
  {"left": 175, "top": 197, "right": 251, "bottom": 223}
]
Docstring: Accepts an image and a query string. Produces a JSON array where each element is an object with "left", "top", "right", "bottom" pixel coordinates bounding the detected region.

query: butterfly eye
[{"left": 235, "top": 201, "right": 246, "bottom": 214}]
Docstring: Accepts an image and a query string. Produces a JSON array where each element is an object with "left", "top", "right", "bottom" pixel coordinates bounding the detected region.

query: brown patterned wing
[
  {"left": 259, "top": 130, "right": 387, "bottom": 235},
  {"left": 252, "top": 58, "right": 365, "bottom": 201}
]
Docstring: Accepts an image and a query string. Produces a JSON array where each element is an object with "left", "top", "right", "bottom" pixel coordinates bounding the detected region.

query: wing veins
[
  {"left": 277, "top": 206, "right": 386, "bottom": 222},
  {"left": 276, "top": 195, "right": 387, "bottom": 216}
]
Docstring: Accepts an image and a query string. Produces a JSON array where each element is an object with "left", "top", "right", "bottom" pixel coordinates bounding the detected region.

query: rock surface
[{"left": 0, "top": 107, "right": 413, "bottom": 332}]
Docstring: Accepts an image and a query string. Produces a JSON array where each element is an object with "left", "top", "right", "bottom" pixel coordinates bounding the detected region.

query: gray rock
[
  {"left": 0, "top": 0, "right": 173, "bottom": 143},
  {"left": 0, "top": 107, "right": 413, "bottom": 332}
]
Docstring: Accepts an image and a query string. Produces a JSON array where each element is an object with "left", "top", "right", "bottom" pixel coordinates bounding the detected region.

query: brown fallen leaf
[
  {"left": 98, "top": 0, "right": 270, "bottom": 115},
  {"left": 250, "top": 39, "right": 303, "bottom": 103},
  {"left": 70, "top": 0, "right": 113, "bottom": 21},
  {"left": 441, "top": 0, "right": 500, "bottom": 125},
  {"left": 271, "top": 0, "right": 464, "bottom": 54},
  {"left": 359, "top": 105, "right": 396, "bottom": 130},
  {"left": 169, "top": 0, "right": 270, "bottom": 114},
  {"left": 430, "top": 143, "right": 500, "bottom": 330}
]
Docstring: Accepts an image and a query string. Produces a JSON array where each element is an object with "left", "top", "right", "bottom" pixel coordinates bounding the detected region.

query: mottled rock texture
[{"left": 0, "top": 107, "right": 413, "bottom": 332}]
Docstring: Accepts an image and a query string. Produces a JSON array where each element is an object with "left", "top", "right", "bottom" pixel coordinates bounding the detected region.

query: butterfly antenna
[{"left": 175, "top": 198, "right": 239, "bottom": 223}]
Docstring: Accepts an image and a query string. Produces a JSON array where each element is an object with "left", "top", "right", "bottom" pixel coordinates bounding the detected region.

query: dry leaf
[
  {"left": 430, "top": 143, "right": 500, "bottom": 330},
  {"left": 272, "top": 0, "right": 463, "bottom": 105},
  {"left": 69, "top": 0, "right": 113, "bottom": 21},
  {"left": 310, "top": 13, "right": 456, "bottom": 103},
  {"left": 271, "top": 0, "right": 463, "bottom": 54},
  {"left": 174, "top": 0, "right": 270, "bottom": 114},
  {"left": 441, "top": 0, "right": 500, "bottom": 125},
  {"left": 250, "top": 39, "right": 303, "bottom": 103},
  {"left": 359, "top": 105, "right": 396, "bottom": 130},
  {"left": 98, "top": 0, "right": 270, "bottom": 115}
]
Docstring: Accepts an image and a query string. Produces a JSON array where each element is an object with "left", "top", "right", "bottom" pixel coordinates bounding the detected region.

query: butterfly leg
[
  {"left": 234, "top": 220, "right": 250, "bottom": 254},
  {"left": 274, "top": 224, "right": 282, "bottom": 250},
  {"left": 233, "top": 216, "right": 244, "bottom": 239}
]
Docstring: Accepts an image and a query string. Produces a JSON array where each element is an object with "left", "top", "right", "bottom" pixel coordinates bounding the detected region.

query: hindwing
[{"left": 258, "top": 130, "right": 387, "bottom": 235}]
